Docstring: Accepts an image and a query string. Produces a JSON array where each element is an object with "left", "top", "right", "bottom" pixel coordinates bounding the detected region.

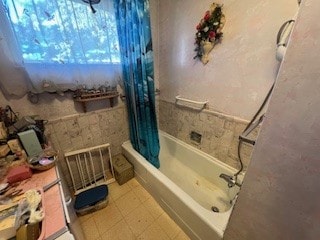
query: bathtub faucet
[{"left": 219, "top": 173, "right": 242, "bottom": 188}]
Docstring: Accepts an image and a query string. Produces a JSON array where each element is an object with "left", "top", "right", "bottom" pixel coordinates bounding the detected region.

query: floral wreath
[{"left": 194, "top": 3, "right": 225, "bottom": 64}]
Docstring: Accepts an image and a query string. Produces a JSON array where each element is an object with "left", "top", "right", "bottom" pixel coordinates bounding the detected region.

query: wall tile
[
  {"left": 46, "top": 105, "right": 129, "bottom": 189},
  {"left": 159, "top": 100, "right": 256, "bottom": 170}
]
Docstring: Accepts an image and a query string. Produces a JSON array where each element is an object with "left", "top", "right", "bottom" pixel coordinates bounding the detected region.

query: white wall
[
  {"left": 225, "top": 0, "right": 320, "bottom": 239},
  {"left": 158, "top": 0, "right": 298, "bottom": 120}
]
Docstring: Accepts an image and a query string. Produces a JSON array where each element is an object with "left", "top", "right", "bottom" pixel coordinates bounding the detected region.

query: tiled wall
[
  {"left": 159, "top": 100, "right": 259, "bottom": 170},
  {"left": 44, "top": 105, "right": 129, "bottom": 187}
]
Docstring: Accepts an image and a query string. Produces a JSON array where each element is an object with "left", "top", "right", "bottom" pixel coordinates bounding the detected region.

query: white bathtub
[{"left": 122, "top": 131, "right": 242, "bottom": 240}]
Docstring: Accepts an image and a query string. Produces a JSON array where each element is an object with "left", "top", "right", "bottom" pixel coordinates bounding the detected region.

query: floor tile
[
  {"left": 157, "top": 212, "right": 181, "bottom": 239},
  {"left": 174, "top": 230, "right": 191, "bottom": 240},
  {"left": 132, "top": 185, "right": 152, "bottom": 203},
  {"left": 115, "top": 191, "right": 141, "bottom": 216},
  {"left": 100, "top": 219, "right": 136, "bottom": 240},
  {"left": 78, "top": 211, "right": 94, "bottom": 224},
  {"left": 144, "top": 197, "right": 164, "bottom": 219},
  {"left": 124, "top": 204, "right": 155, "bottom": 237},
  {"left": 93, "top": 201, "right": 123, "bottom": 235},
  {"left": 137, "top": 221, "right": 170, "bottom": 240},
  {"left": 78, "top": 178, "right": 190, "bottom": 240},
  {"left": 81, "top": 216, "right": 100, "bottom": 240},
  {"left": 127, "top": 178, "right": 140, "bottom": 189},
  {"left": 108, "top": 182, "right": 131, "bottom": 200}
]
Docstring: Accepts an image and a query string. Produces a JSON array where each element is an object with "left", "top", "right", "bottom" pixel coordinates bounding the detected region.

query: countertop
[{"left": 1, "top": 164, "right": 67, "bottom": 239}]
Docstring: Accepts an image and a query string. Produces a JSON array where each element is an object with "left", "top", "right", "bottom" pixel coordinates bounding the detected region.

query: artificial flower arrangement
[{"left": 194, "top": 3, "right": 225, "bottom": 64}]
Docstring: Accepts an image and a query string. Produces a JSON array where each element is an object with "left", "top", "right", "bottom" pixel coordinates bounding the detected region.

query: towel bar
[{"left": 175, "top": 95, "right": 208, "bottom": 110}]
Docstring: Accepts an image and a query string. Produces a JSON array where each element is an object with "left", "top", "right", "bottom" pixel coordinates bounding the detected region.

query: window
[
  {"left": 3, "top": 0, "right": 120, "bottom": 64},
  {"left": 0, "top": 0, "right": 121, "bottom": 94}
]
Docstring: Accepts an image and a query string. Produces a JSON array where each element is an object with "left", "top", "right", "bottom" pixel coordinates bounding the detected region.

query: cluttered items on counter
[
  {"left": 0, "top": 188, "right": 45, "bottom": 240},
  {"left": 6, "top": 165, "right": 33, "bottom": 184},
  {"left": 0, "top": 148, "right": 57, "bottom": 187},
  {"left": 7, "top": 139, "right": 23, "bottom": 154},
  {"left": 0, "top": 105, "right": 47, "bottom": 148},
  {"left": 0, "top": 105, "right": 53, "bottom": 182},
  {"left": 0, "top": 182, "right": 24, "bottom": 205},
  {"left": 26, "top": 149, "right": 57, "bottom": 171},
  {"left": 17, "top": 130, "right": 43, "bottom": 158}
]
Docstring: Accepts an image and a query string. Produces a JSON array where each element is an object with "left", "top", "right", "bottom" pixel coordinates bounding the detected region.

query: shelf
[{"left": 74, "top": 93, "right": 119, "bottom": 112}]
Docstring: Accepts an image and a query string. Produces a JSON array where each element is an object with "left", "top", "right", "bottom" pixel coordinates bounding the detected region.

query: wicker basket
[
  {"left": 113, "top": 154, "right": 134, "bottom": 185},
  {"left": 27, "top": 151, "right": 58, "bottom": 171},
  {"left": 27, "top": 158, "right": 56, "bottom": 171}
]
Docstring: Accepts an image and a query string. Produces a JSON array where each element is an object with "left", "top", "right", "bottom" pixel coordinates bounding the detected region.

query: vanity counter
[{"left": 2, "top": 166, "right": 68, "bottom": 239}]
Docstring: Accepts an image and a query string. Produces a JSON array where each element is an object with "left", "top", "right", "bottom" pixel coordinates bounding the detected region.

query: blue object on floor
[{"left": 74, "top": 184, "right": 108, "bottom": 211}]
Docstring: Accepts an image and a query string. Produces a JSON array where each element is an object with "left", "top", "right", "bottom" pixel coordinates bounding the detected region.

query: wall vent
[{"left": 190, "top": 131, "right": 202, "bottom": 144}]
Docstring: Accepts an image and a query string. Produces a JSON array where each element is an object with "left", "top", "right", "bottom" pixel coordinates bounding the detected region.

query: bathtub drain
[{"left": 211, "top": 206, "right": 220, "bottom": 212}]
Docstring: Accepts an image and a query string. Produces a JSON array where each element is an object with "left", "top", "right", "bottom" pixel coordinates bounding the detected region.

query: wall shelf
[{"left": 74, "top": 92, "right": 119, "bottom": 112}]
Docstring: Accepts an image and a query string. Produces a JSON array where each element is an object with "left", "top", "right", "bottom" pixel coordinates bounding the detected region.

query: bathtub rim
[
  {"left": 122, "top": 130, "right": 244, "bottom": 237},
  {"left": 158, "top": 130, "right": 244, "bottom": 177},
  {"left": 122, "top": 140, "right": 231, "bottom": 238}
]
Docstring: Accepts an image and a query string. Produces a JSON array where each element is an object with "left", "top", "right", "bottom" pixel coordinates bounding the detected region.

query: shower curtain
[{"left": 114, "top": 0, "right": 160, "bottom": 168}]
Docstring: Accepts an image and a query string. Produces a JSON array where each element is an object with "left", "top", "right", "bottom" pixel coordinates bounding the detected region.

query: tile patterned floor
[{"left": 79, "top": 178, "right": 191, "bottom": 240}]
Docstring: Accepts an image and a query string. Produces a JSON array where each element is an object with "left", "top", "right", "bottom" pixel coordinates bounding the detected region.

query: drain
[{"left": 211, "top": 206, "right": 220, "bottom": 212}]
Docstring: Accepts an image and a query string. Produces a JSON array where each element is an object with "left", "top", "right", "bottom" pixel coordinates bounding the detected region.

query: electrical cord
[
  {"left": 82, "top": 0, "right": 100, "bottom": 14},
  {"left": 234, "top": 82, "right": 275, "bottom": 178},
  {"left": 89, "top": 0, "right": 97, "bottom": 14},
  {"left": 4, "top": 105, "right": 18, "bottom": 127}
]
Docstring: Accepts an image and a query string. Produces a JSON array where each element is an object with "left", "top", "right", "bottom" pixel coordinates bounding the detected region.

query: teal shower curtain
[{"left": 114, "top": 0, "right": 160, "bottom": 168}]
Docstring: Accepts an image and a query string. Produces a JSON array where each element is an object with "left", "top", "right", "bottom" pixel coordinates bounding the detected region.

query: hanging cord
[
  {"left": 4, "top": 105, "right": 18, "bottom": 127},
  {"left": 81, "top": 0, "right": 99, "bottom": 14},
  {"left": 234, "top": 82, "right": 275, "bottom": 178},
  {"left": 89, "top": 0, "right": 97, "bottom": 14}
]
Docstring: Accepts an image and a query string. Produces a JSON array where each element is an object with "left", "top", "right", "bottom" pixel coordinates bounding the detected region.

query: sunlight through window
[{"left": 3, "top": 0, "right": 120, "bottom": 64}]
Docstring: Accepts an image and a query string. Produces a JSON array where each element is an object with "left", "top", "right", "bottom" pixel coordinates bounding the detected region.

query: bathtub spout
[{"left": 219, "top": 173, "right": 241, "bottom": 188}]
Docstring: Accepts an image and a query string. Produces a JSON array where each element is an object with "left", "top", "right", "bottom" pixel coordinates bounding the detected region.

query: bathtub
[{"left": 122, "top": 131, "right": 242, "bottom": 240}]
